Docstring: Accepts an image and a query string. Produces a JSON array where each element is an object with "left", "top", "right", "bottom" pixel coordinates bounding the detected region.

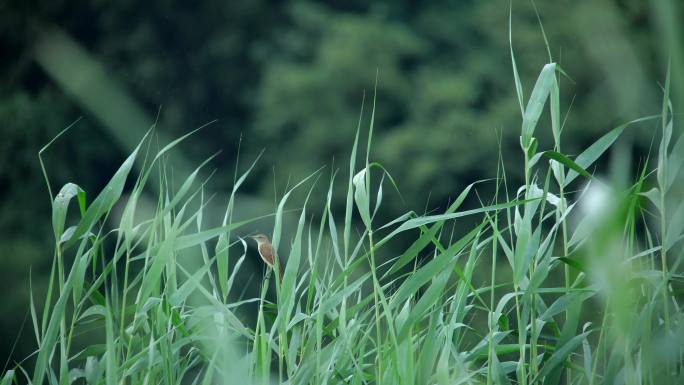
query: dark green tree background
[{"left": 1, "top": 0, "right": 678, "bottom": 368}]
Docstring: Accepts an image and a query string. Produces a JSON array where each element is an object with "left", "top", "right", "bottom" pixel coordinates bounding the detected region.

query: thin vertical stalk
[
  {"left": 487, "top": 212, "right": 499, "bottom": 385},
  {"left": 514, "top": 290, "right": 527, "bottom": 385},
  {"left": 521, "top": 143, "right": 531, "bottom": 384},
  {"left": 488, "top": 145, "right": 503, "bottom": 385},
  {"left": 660, "top": 187, "right": 670, "bottom": 331},
  {"left": 368, "top": 229, "right": 383, "bottom": 384}
]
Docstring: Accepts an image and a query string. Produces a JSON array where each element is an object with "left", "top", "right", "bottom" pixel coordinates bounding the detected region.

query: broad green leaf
[
  {"left": 1, "top": 370, "right": 14, "bottom": 385},
  {"left": 382, "top": 200, "right": 528, "bottom": 243},
  {"left": 521, "top": 63, "right": 556, "bottom": 149},
  {"left": 539, "top": 291, "right": 594, "bottom": 322},
  {"left": 666, "top": 131, "right": 684, "bottom": 191},
  {"left": 390, "top": 224, "right": 483, "bottom": 309},
  {"left": 557, "top": 257, "right": 586, "bottom": 273},
  {"left": 217, "top": 151, "right": 262, "bottom": 300},
  {"left": 537, "top": 331, "right": 590, "bottom": 381},
  {"left": 657, "top": 61, "right": 672, "bottom": 189},
  {"left": 271, "top": 169, "right": 319, "bottom": 253},
  {"left": 640, "top": 187, "right": 661, "bottom": 212},
  {"left": 565, "top": 115, "right": 659, "bottom": 186},
  {"left": 104, "top": 302, "right": 116, "bottom": 385},
  {"left": 169, "top": 256, "right": 216, "bottom": 306},
  {"left": 63, "top": 135, "right": 146, "bottom": 251},
  {"left": 665, "top": 199, "right": 684, "bottom": 250},
  {"left": 514, "top": 226, "right": 541, "bottom": 285},
  {"left": 52, "top": 183, "right": 85, "bottom": 243},
  {"left": 384, "top": 183, "right": 474, "bottom": 276},
  {"left": 491, "top": 353, "right": 513, "bottom": 385},
  {"left": 397, "top": 267, "right": 451, "bottom": 340},
  {"left": 509, "top": 4, "right": 524, "bottom": 115},
  {"left": 542, "top": 151, "right": 591, "bottom": 179},
  {"left": 353, "top": 168, "right": 372, "bottom": 229}
]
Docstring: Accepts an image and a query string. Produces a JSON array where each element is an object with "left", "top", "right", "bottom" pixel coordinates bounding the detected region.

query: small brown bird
[{"left": 249, "top": 234, "right": 282, "bottom": 282}]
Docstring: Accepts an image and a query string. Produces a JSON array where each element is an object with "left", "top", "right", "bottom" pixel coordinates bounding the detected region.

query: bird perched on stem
[{"left": 249, "top": 234, "right": 282, "bottom": 283}]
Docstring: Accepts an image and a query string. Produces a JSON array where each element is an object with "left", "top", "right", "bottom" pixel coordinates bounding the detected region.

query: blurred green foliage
[{"left": 0, "top": 0, "right": 679, "bottom": 368}]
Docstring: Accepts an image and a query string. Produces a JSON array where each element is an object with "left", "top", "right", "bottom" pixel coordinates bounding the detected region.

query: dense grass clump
[{"left": 4, "top": 35, "right": 684, "bottom": 385}]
